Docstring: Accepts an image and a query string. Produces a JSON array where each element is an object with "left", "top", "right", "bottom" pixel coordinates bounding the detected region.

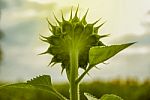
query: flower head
[{"left": 41, "top": 6, "right": 107, "bottom": 72}]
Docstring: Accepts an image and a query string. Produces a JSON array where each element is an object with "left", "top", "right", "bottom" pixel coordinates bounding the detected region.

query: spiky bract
[{"left": 41, "top": 6, "right": 106, "bottom": 72}]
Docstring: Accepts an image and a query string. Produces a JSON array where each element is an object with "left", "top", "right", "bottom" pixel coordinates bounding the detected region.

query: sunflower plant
[{"left": 0, "top": 6, "right": 135, "bottom": 100}]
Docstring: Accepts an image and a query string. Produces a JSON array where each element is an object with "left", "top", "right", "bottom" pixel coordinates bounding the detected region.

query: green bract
[{"left": 41, "top": 7, "right": 106, "bottom": 71}]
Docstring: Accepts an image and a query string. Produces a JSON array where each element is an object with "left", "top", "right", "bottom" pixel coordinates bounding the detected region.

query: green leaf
[
  {"left": 84, "top": 93, "right": 99, "bottom": 100},
  {"left": 100, "top": 94, "right": 123, "bottom": 100},
  {"left": 84, "top": 93, "right": 123, "bottom": 100},
  {"left": 0, "top": 75, "right": 67, "bottom": 100},
  {"left": 27, "top": 75, "right": 52, "bottom": 85},
  {"left": 26, "top": 75, "right": 54, "bottom": 92},
  {"left": 89, "top": 42, "right": 135, "bottom": 66},
  {"left": 0, "top": 75, "right": 54, "bottom": 93}
]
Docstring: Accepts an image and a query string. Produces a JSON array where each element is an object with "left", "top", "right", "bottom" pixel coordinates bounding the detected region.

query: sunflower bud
[{"left": 41, "top": 6, "right": 107, "bottom": 71}]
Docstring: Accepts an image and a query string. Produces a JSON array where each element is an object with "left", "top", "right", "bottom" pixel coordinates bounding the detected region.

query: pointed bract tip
[
  {"left": 84, "top": 8, "right": 89, "bottom": 18},
  {"left": 53, "top": 12, "right": 61, "bottom": 25},
  {"left": 81, "top": 8, "right": 89, "bottom": 21},
  {"left": 129, "top": 42, "right": 137, "bottom": 45},
  {"left": 50, "top": 62, "right": 57, "bottom": 67},
  {"left": 75, "top": 4, "right": 79, "bottom": 17},
  {"left": 69, "top": 6, "right": 73, "bottom": 20},
  {"left": 48, "top": 27, "right": 53, "bottom": 33},
  {"left": 97, "top": 21, "right": 106, "bottom": 28},
  {"left": 40, "top": 34, "right": 48, "bottom": 39},
  {"left": 92, "top": 18, "right": 101, "bottom": 25},
  {"left": 61, "top": 10, "right": 65, "bottom": 21},
  {"left": 48, "top": 60, "right": 53, "bottom": 67},
  {"left": 39, "top": 35, "right": 49, "bottom": 42},
  {"left": 38, "top": 51, "right": 48, "bottom": 55},
  {"left": 122, "top": 42, "right": 137, "bottom": 49},
  {"left": 99, "top": 34, "right": 110, "bottom": 38},
  {"left": 46, "top": 18, "right": 55, "bottom": 28},
  {"left": 39, "top": 37, "right": 48, "bottom": 43}
]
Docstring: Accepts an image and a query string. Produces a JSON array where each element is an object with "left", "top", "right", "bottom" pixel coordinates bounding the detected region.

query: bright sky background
[{"left": 0, "top": 0, "right": 150, "bottom": 82}]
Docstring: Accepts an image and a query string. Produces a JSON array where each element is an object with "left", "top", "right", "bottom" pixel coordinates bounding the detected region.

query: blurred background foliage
[{"left": 0, "top": 79, "right": 150, "bottom": 100}]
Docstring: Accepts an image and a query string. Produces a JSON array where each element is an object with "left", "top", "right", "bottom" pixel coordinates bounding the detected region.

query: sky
[{"left": 0, "top": 0, "right": 150, "bottom": 83}]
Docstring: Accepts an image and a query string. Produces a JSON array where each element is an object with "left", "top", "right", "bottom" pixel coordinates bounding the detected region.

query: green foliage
[
  {"left": 0, "top": 80, "right": 150, "bottom": 100},
  {"left": 84, "top": 93, "right": 123, "bottom": 100},
  {"left": 0, "top": 75, "right": 53, "bottom": 92},
  {"left": 84, "top": 93, "right": 98, "bottom": 100},
  {"left": 89, "top": 43, "right": 135, "bottom": 66},
  {"left": 100, "top": 94, "right": 123, "bottom": 100},
  {"left": 0, "top": 75, "right": 67, "bottom": 100},
  {"left": 27, "top": 75, "right": 51, "bottom": 86},
  {"left": 26, "top": 75, "right": 54, "bottom": 92}
]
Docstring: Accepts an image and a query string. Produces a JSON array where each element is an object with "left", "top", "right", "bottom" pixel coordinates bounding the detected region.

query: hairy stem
[{"left": 69, "top": 46, "right": 79, "bottom": 100}]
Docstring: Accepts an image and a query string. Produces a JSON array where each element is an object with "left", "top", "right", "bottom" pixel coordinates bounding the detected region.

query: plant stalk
[
  {"left": 53, "top": 88, "right": 68, "bottom": 100},
  {"left": 76, "top": 66, "right": 92, "bottom": 84},
  {"left": 69, "top": 46, "right": 79, "bottom": 100}
]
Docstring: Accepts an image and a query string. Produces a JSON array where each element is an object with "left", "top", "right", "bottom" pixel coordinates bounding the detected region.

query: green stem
[
  {"left": 76, "top": 65, "right": 93, "bottom": 84},
  {"left": 69, "top": 46, "right": 79, "bottom": 100}
]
